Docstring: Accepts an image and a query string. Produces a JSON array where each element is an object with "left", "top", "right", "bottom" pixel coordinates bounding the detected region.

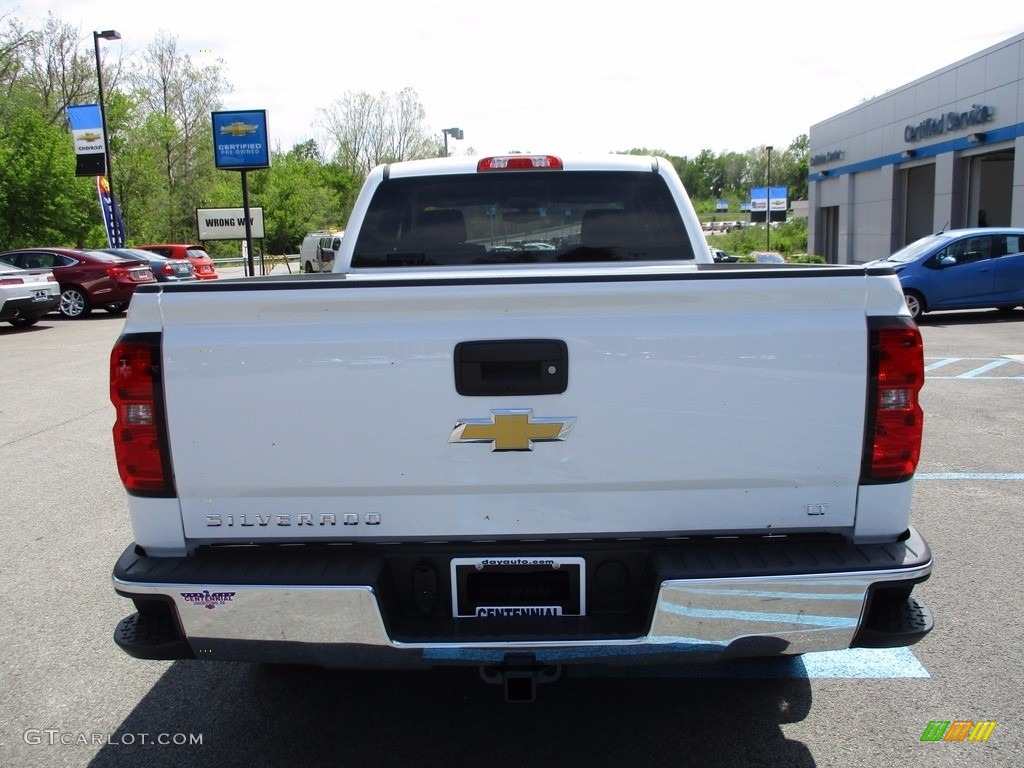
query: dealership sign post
[
  {"left": 211, "top": 110, "right": 271, "bottom": 276},
  {"left": 749, "top": 187, "right": 788, "bottom": 224}
]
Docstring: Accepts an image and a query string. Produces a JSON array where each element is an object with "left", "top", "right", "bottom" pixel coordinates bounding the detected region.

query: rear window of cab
[{"left": 352, "top": 170, "right": 694, "bottom": 268}]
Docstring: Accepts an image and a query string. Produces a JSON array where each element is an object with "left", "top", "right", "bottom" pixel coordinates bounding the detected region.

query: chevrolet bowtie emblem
[
  {"left": 449, "top": 409, "right": 575, "bottom": 451},
  {"left": 219, "top": 121, "right": 258, "bottom": 137}
]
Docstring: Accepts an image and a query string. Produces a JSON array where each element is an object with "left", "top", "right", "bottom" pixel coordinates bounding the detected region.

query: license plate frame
[{"left": 450, "top": 556, "right": 585, "bottom": 618}]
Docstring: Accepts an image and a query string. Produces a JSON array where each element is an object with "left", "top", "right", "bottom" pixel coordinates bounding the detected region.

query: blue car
[{"left": 869, "top": 228, "right": 1024, "bottom": 320}]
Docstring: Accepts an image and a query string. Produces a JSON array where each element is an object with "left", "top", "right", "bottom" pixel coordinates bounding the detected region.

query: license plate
[
  {"left": 32, "top": 289, "right": 48, "bottom": 301},
  {"left": 450, "top": 556, "right": 585, "bottom": 618}
]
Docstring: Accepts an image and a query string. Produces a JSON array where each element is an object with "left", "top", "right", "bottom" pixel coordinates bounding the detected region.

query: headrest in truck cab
[
  {"left": 416, "top": 210, "right": 469, "bottom": 246},
  {"left": 581, "top": 209, "right": 645, "bottom": 249}
]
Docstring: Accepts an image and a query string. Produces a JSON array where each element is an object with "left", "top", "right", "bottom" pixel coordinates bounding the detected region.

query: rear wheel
[
  {"left": 304, "top": 261, "right": 314, "bottom": 273},
  {"left": 59, "top": 286, "right": 91, "bottom": 318},
  {"left": 903, "top": 291, "right": 924, "bottom": 320},
  {"left": 105, "top": 302, "right": 130, "bottom": 314},
  {"left": 8, "top": 316, "right": 39, "bottom": 327}
]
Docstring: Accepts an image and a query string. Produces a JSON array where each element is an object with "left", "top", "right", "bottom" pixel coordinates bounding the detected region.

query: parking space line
[
  {"left": 917, "top": 473, "right": 1024, "bottom": 480},
  {"left": 958, "top": 359, "right": 1012, "bottom": 378},
  {"left": 924, "top": 357, "right": 961, "bottom": 371},
  {"left": 925, "top": 356, "right": 1024, "bottom": 379}
]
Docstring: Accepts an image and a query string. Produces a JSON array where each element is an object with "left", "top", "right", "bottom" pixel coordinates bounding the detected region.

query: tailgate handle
[{"left": 455, "top": 340, "right": 568, "bottom": 396}]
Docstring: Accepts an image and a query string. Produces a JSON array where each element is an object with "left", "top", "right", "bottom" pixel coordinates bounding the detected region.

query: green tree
[
  {"left": 718, "top": 151, "right": 749, "bottom": 197},
  {"left": 22, "top": 13, "right": 98, "bottom": 126},
  {"left": 0, "top": 15, "right": 32, "bottom": 98},
  {"left": 124, "top": 31, "right": 230, "bottom": 241},
  {"left": 783, "top": 134, "right": 810, "bottom": 199},
  {"left": 318, "top": 87, "right": 441, "bottom": 177},
  {"left": 0, "top": 106, "right": 95, "bottom": 247},
  {"left": 242, "top": 144, "right": 347, "bottom": 254}
]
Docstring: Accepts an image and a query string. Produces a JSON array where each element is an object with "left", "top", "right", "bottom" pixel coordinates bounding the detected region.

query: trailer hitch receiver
[{"left": 479, "top": 654, "right": 562, "bottom": 703}]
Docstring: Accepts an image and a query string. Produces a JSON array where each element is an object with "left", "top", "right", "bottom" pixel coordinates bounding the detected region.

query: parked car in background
[
  {"left": 710, "top": 247, "right": 738, "bottom": 263},
  {"left": 0, "top": 261, "right": 60, "bottom": 327},
  {"left": 751, "top": 251, "right": 786, "bottom": 264},
  {"left": 0, "top": 248, "right": 155, "bottom": 319},
  {"left": 101, "top": 248, "right": 196, "bottom": 283},
  {"left": 134, "top": 244, "right": 218, "bottom": 280},
  {"left": 866, "top": 228, "right": 1024, "bottom": 320}
]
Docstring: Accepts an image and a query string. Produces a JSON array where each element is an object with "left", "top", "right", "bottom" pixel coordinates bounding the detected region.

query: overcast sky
[{"left": 7, "top": 0, "right": 1024, "bottom": 158}]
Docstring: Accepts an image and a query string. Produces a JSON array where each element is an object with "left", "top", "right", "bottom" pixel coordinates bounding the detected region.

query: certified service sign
[{"left": 212, "top": 109, "right": 270, "bottom": 170}]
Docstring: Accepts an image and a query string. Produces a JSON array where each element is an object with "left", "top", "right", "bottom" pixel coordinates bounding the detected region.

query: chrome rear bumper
[{"left": 113, "top": 528, "right": 933, "bottom": 667}]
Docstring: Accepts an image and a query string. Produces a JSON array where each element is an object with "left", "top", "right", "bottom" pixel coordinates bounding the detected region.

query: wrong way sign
[{"left": 197, "top": 207, "right": 265, "bottom": 240}]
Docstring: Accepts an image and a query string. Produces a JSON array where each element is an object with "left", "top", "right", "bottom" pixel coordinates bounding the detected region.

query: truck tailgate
[{"left": 157, "top": 270, "right": 872, "bottom": 542}]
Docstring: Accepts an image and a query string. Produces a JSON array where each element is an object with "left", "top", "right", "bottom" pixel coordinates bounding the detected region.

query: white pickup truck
[{"left": 110, "top": 153, "right": 933, "bottom": 701}]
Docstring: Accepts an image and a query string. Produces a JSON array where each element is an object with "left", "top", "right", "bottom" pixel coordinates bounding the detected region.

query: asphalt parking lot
[{"left": 1, "top": 304, "right": 1022, "bottom": 768}]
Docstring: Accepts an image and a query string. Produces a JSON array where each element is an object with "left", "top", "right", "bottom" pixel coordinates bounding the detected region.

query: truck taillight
[
  {"left": 862, "top": 317, "right": 924, "bottom": 483},
  {"left": 110, "top": 333, "right": 174, "bottom": 496}
]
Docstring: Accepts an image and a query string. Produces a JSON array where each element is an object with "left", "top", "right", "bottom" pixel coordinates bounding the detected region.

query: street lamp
[
  {"left": 765, "top": 145, "right": 773, "bottom": 252},
  {"left": 93, "top": 30, "right": 120, "bottom": 201},
  {"left": 442, "top": 127, "right": 463, "bottom": 157}
]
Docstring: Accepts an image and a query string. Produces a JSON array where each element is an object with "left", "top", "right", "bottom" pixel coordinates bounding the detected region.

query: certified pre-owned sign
[{"left": 196, "top": 207, "right": 265, "bottom": 240}]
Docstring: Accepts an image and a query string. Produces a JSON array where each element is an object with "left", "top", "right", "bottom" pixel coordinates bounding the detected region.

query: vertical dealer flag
[
  {"left": 96, "top": 176, "right": 125, "bottom": 248},
  {"left": 67, "top": 104, "right": 107, "bottom": 177}
]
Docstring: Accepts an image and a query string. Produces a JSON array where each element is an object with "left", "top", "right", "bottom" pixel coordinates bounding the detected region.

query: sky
[{"left": 6, "top": 0, "right": 1024, "bottom": 159}]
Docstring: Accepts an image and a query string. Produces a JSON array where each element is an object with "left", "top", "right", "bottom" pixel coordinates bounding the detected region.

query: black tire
[
  {"left": 903, "top": 291, "right": 924, "bottom": 320},
  {"left": 9, "top": 316, "right": 40, "bottom": 327},
  {"left": 105, "top": 302, "right": 130, "bottom": 314},
  {"left": 304, "top": 261, "right": 314, "bottom": 273},
  {"left": 59, "top": 286, "right": 91, "bottom": 318}
]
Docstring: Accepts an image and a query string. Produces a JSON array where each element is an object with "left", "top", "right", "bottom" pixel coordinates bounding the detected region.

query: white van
[{"left": 299, "top": 230, "right": 345, "bottom": 273}]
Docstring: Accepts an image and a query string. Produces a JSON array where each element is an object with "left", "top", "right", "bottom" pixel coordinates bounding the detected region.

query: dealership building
[{"left": 808, "top": 32, "right": 1024, "bottom": 263}]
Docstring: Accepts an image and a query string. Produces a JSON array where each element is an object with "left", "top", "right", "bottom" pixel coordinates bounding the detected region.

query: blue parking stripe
[{"left": 566, "top": 648, "right": 929, "bottom": 679}]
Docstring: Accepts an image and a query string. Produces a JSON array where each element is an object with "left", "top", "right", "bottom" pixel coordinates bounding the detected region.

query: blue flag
[{"left": 96, "top": 176, "right": 125, "bottom": 248}]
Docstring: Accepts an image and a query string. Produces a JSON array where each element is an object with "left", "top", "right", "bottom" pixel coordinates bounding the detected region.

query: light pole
[
  {"left": 765, "top": 145, "right": 773, "bottom": 252},
  {"left": 442, "top": 127, "right": 463, "bottom": 157},
  {"left": 93, "top": 30, "right": 121, "bottom": 200}
]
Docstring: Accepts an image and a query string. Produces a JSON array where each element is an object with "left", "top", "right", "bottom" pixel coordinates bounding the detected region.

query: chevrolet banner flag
[
  {"left": 96, "top": 176, "right": 125, "bottom": 248},
  {"left": 67, "top": 104, "right": 107, "bottom": 177}
]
